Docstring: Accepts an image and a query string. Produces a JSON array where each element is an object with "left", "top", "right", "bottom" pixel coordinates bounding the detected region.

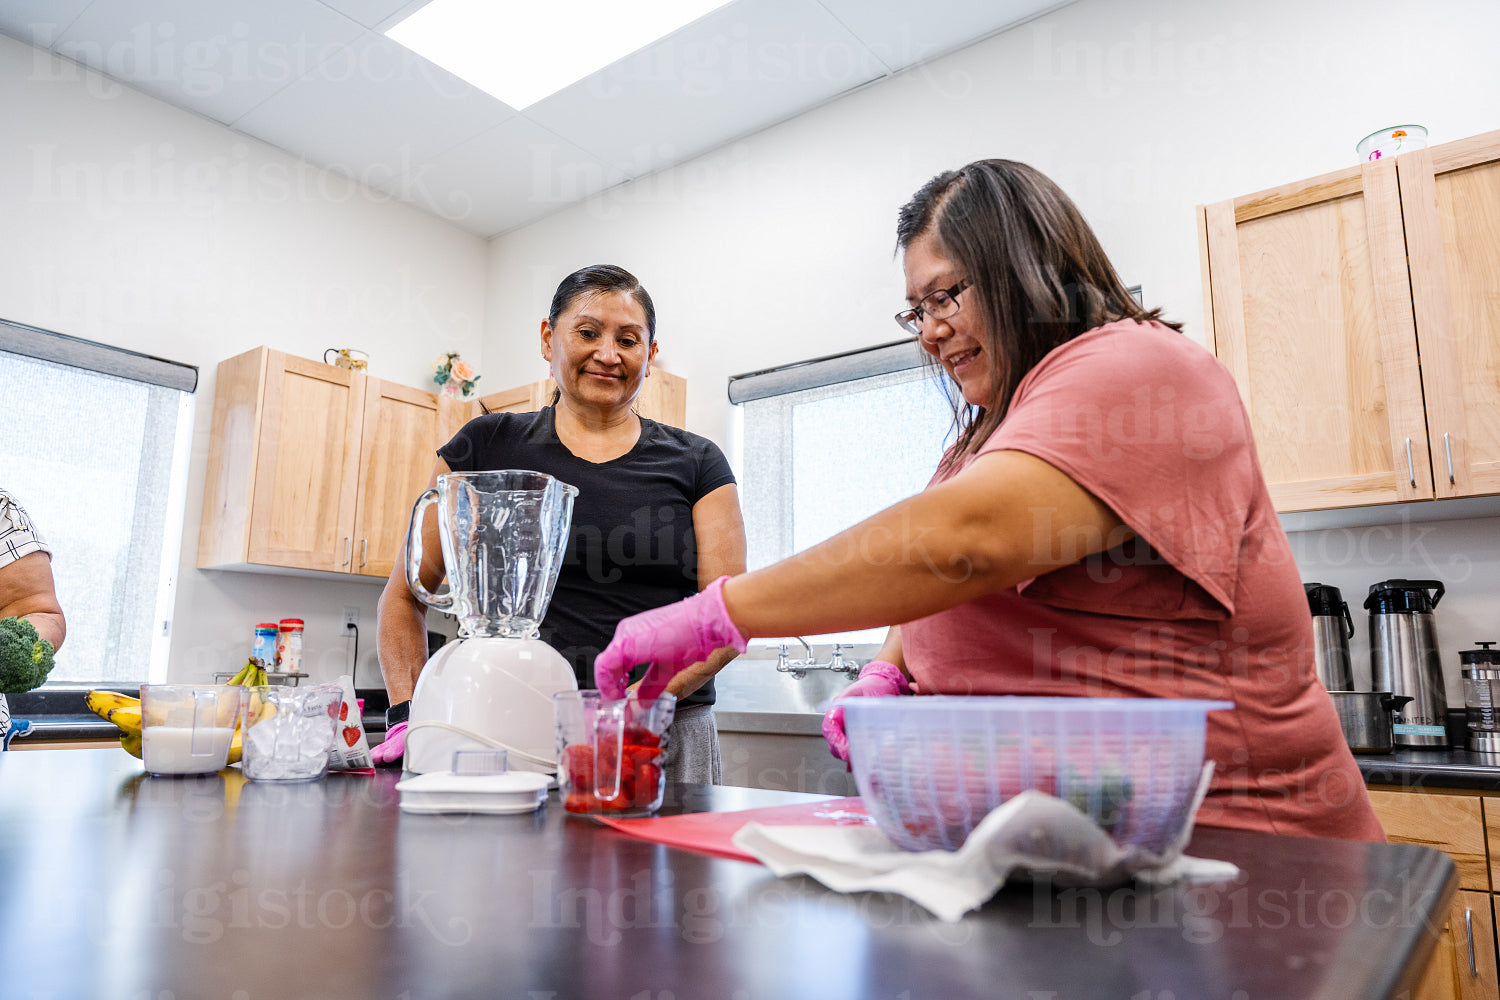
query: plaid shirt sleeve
[{"left": 0, "top": 489, "right": 50, "bottom": 569}]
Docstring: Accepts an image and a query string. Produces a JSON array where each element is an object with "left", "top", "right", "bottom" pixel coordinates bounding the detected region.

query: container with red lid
[{"left": 277, "top": 618, "right": 305, "bottom": 674}]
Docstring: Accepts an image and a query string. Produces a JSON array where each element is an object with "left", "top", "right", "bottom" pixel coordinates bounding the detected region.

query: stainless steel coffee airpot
[{"left": 1364, "top": 579, "right": 1448, "bottom": 749}]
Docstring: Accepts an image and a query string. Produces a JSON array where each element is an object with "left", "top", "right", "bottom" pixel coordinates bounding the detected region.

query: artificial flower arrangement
[{"left": 432, "top": 351, "right": 480, "bottom": 399}]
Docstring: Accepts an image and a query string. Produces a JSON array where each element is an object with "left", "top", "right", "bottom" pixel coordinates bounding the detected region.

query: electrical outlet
[{"left": 343, "top": 606, "right": 360, "bottom": 629}]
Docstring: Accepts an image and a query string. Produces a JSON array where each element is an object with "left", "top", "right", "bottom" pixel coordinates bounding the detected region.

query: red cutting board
[{"left": 594, "top": 798, "right": 871, "bottom": 864}]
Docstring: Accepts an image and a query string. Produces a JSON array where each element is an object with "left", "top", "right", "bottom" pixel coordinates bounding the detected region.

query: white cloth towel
[{"left": 731, "top": 764, "right": 1239, "bottom": 923}]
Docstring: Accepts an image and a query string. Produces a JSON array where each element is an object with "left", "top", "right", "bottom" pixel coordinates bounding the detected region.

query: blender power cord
[
  {"left": 346, "top": 622, "right": 360, "bottom": 687},
  {"left": 404, "top": 719, "right": 557, "bottom": 770}
]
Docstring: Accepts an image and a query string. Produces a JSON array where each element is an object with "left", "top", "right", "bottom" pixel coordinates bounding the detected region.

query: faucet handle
[{"left": 829, "top": 643, "right": 859, "bottom": 676}]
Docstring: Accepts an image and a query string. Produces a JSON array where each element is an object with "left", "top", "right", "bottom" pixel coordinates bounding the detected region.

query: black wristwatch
[{"left": 386, "top": 700, "right": 411, "bottom": 727}]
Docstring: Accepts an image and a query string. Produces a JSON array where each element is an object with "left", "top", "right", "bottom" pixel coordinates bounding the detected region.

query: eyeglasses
[{"left": 894, "top": 278, "right": 972, "bottom": 336}]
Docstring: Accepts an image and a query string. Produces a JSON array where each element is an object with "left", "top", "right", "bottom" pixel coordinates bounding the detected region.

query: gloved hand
[
  {"left": 594, "top": 576, "right": 748, "bottom": 700},
  {"left": 822, "top": 661, "right": 911, "bottom": 767},
  {"left": 370, "top": 721, "right": 407, "bottom": 767}
]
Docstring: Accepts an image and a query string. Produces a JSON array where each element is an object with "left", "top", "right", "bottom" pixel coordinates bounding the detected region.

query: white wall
[
  {"left": 484, "top": 0, "right": 1500, "bottom": 705},
  {"left": 0, "top": 33, "right": 490, "bottom": 686},
  {"left": 5, "top": 0, "right": 1498, "bottom": 700}
]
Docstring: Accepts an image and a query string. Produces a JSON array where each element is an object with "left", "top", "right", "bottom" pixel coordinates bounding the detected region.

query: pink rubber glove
[
  {"left": 822, "top": 661, "right": 911, "bottom": 767},
  {"left": 594, "top": 576, "right": 749, "bottom": 700},
  {"left": 370, "top": 721, "right": 407, "bottom": 767}
]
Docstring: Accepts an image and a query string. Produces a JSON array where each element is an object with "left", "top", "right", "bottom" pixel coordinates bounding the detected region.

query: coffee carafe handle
[
  {"left": 1413, "top": 580, "right": 1446, "bottom": 608},
  {"left": 405, "top": 488, "right": 453, "bottom": 612},
  {"left": 1340, "top": 601, "right": 1354, "bottom": 640}
]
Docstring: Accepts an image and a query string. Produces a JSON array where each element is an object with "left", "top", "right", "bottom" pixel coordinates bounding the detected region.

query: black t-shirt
[{"left": 437, "top": 406, "right": 736, "bottom": 707}]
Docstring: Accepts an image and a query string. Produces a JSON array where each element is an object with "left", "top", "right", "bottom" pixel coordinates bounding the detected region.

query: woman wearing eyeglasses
[{"left": 594, "top": 159, "right": 1382, "bottom": 841}]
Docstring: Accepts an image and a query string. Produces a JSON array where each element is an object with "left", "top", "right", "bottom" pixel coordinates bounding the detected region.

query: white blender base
[{"left": 406, "top": 637, "right": 578, "bottom": 776}]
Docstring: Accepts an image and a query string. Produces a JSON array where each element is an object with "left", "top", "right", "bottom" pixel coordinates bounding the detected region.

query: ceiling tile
[
  {"left": 53, "top": 0, "right": 365, "bottom": 124},
  {"left": 525, "top": 0, "right": 886, "bottom": 177},
  {"left": 314, "top": 0, "right": 414, "bottom": 31},
  {"left": 232, "top": 31, "right": 515, "bottom": 180},
  {"left": 0, "top": 1, "right": 96, "bottom": 48},
  {"left": 818, "top": 0, "right": 1070, "bottom": 70},
  {"left": 389, "top": 116, "right": 627, "bottom": 238}
]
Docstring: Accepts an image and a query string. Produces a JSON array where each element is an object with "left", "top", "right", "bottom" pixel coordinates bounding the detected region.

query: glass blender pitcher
[{"left": 404, "top": 471, "right": 580, "bottom": 775}]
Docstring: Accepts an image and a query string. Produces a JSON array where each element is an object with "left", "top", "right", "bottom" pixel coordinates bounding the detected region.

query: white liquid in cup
[{"left": 142, "top": 726, "right": 235, "bottom": 775}]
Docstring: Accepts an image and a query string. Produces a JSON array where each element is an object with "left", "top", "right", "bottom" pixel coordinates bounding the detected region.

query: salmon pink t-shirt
[{"left": 901, "top": 321, "right": 1384, "bottom": 842}]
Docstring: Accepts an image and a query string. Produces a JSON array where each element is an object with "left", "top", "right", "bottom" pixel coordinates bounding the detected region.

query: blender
[{"left": 402, "top": 470, "right": 580, "bottom": 775}]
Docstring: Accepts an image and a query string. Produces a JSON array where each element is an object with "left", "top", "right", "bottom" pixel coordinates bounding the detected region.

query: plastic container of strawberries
[{"left": 842, "top": 696, "right": 1233, "bottom": 852}]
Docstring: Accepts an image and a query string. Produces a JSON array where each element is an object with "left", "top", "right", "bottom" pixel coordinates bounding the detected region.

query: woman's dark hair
[
  {"left": 548, "top": 264, "right": 656, "bottom": 343},
  {"left": 896, "top": 159, "right": 1180, "bottom": 471}
]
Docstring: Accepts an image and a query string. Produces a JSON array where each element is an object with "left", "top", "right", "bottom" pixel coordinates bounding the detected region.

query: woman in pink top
[{"left": 596, "top": 160, "right": 1383, "bottom": 842}]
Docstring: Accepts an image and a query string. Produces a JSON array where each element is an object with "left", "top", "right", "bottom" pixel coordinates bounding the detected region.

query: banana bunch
[
  {"left": 222, "top": 659, "right": 270, "bottom": 764},
  {"left": 227, "top": 659, "right": 269, "bottom": 688},
  {"left": 85, "top": 660, "right": 269, "bottom": 763},
  {"left": 85, "top": 689, "right": 143, "bottom": 758}
]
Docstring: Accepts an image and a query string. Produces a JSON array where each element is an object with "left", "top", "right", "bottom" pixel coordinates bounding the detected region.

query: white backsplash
[{"left": 1285, "top": 512, "right": 1500, "bottom": 706}]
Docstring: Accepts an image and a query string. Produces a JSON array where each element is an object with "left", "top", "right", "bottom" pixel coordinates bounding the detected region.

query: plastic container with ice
[{"left": 242, "top": 683, "right": 342, "bottom": 781}]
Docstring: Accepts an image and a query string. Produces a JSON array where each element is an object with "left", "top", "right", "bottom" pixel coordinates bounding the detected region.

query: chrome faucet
[{"left": 775, "top": 638, "right": 862, "bottom": 679}]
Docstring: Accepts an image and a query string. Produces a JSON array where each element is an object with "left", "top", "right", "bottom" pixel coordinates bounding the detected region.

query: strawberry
[
  {"left": 339, "top": 703, "right": 349, "bottom": 721},
  {"left": 343, "top": 726, "right": 359, "bottom": 747}
]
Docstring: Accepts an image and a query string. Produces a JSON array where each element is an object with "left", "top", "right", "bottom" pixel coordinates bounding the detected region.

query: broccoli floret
[{"left": 0, "top": 617, "right": 55, "bottom": 694}]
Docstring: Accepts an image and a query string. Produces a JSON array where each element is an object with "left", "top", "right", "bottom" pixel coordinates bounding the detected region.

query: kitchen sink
[{"left": 712, "top": 647, "right": 870, "bottom": 716}]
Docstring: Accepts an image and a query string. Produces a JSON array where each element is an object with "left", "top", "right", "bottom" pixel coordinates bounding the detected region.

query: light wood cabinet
[
  {"left": 1198, "top": 128, "right": 1500, "bottom": 512},
  {"left": 476, "top": 369, "right": 687, "bottom": 427},
  {"left": 1368, "top": 787, "right": 1500, "bottom": 1000},
  {"left": 1416, "top": 891, "right": 1497, "bottom": 1000},
  {"left": 198, "top": 347, "right": 467, "bottom": 578}
]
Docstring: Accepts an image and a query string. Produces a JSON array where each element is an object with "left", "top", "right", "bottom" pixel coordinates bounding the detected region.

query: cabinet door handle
[
  {"left": 1466, "top": 907, "right": 1476, "bottom": 975},
  {"left": 359, "top": 538, "right": 368, "bottom": 568},
  {"left": 342, "top": 536, "right": 351, "bottom": 567},
  {"left": 1405, "top": 437, "right": 1415, "bottom": 488},
  {"left": 1444, "top": 432, "right": 1455, "bottom": 485}
]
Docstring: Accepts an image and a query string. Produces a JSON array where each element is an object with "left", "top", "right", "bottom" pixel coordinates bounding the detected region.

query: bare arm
[
  {"left": 721, "top": 450, "right": 1129, "bottom": 639},
  {"left": 0, "top": 551, "right": 66, "bottom": 651},
  {"left": 871, "top": 625, "right": 907, "bottom": 679},
  {"left": 376, "top": 459, "right": 451, "bottom": 705},
  {"left": 661, "top": 483, "right": 747, "bottom": 700}
]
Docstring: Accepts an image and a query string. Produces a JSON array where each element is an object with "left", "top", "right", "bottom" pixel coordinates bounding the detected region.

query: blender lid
[
  {"left": 1363, "top": 578, "right": 1445, "bottom": 614},
  {"left": 1460, "top": 641, "right": 1500, "bottom": 666},
  {"left": 395, "top": 771, "right": 550, "bottom": 814}
]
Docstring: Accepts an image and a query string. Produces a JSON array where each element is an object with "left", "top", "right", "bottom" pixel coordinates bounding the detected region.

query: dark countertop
[
  {"left": 0, "top": 749, "right": 1455, "bottom": 1000},
  {"left": 1357, "top": 747, "right": 1500, "bottom": 792},
  {"left": 5, "top": 686, "right": 390, "bottom": 742},
  {"left": 16, "top": 688, "right": 1500, "bottom": 792}
]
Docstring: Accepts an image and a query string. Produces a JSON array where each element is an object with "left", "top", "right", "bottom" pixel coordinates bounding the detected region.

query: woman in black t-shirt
[{"left": 373, "top": 265, "right": 747, "bottom": 784}]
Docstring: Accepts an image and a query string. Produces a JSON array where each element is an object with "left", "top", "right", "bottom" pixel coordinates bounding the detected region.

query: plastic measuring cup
[
  {"left": 241, "top": 683, "right": 342, "bottom": 781},
  {"left": 140, "top": 684, "right": 244, "bottom": 776},
  {"left": 553, "top": 690, "right": 676, "bottom": 815}
]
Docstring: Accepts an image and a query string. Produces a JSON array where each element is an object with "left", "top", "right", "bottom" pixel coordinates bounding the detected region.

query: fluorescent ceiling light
[{"left": 387, "top": 0, "right": 733, "bottom": 110}]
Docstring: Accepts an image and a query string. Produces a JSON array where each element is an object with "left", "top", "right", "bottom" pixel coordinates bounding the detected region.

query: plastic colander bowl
[{"left": 842, "top": 696, "right": 1234, "bottom": 853}]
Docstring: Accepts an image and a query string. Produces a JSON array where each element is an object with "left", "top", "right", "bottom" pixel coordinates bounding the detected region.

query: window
[
  {"left": 0, "top": 320, "right": 196, "bottom": 685},
  {"left": 731, "top": 340, "right": 958, "bottom": 646}
]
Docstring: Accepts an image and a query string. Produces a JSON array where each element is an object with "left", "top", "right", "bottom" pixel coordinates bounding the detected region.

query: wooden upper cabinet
[
  {"left": 476, "top": 370, "right": 687, "bottom": 428},
  {"left": 1199, "top": 128, "right": 1500, "bottom": 513},
  {"left": 1199, "top": 159, "right": 1432, "bottom": 511},
  {"left": 350, "top": 381, "right": 468, "bottom": 579},
  {"left": 1400, "top": 133, "right": 1500, "bottom": 498},
  {"left": 199, "top": 347, "right": 456, "bottom": 578},
  {"left": 477, "top": 379, "right": 552, "bottom": 416},
  {"left": 247, "top": 352, "right": 366, "bottom": 572}
]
